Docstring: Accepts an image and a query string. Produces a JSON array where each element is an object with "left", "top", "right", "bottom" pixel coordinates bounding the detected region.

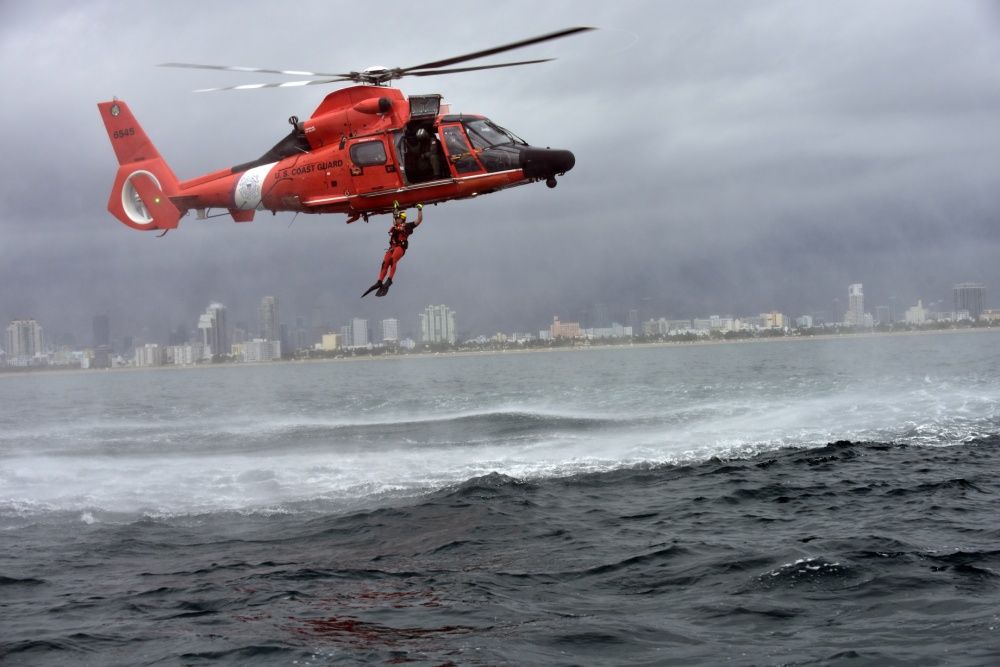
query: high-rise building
[
  {"left": 320, "top": 333, "right": 341, "bottom": 351},
  {"left": 627, "top": 309, "right": 640, "bottom": 334},
  {"left": 279, "top": 323, "right": 291, "bottom": 358},
  {"left": 420, "top": 305, "right": 456, "bottom": 344},
  {"left": 953, "top": 283, "right": 985, "bottom": 321},
  {"left": 874, "top": 305, "right": 892, "bottom": 325},
  {"left": 6, "top": 319, "right": 44, "bottom": 360},
  {"left": 242, "top": 339, "right": 281, "bottom": 362},
  {"left": 198, "top": 303, "right": 229, "bottom": 358},
  {"left": 294, "top": 316, "right": 309, "bottom": 352},
  {"left": 381, "top": 318, "right": 399, "bottom": 342},
  {"left": 92, "top": 314, "right": 110, "bottom": 349},
  {"left": 169, "top": 343, "right": 205, "bottom": 366},
  {"left": 134, "top": 343, "right": 163, "bottom": 367},
  {"left": 905, "top": 300, "right": 927, "bottom": 325},
  {"left": 549, "top": 316, "right": 581, "bottom": 339},
  {"left": 760, "top": 312, "right": 786, "bottom": 329},
  {"left": 351, "top": 318, "right": 370, "bottom": 348},
  {"left": 845, "top": 283, "right": 864, "bottom": 327},
  {"left": 91, "top": 314, "right": 112, "bottom": 369},
  {"left": 258, "top": 296, "right": 279, "bottom": 341},
  {"left": 91, "top": 346, "right": 111, "bottom": 369}
]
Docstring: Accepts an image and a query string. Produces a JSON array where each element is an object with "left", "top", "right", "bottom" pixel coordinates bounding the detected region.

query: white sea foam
[{"left": 2, "top": 334, "right": 998, "bottom": 517}]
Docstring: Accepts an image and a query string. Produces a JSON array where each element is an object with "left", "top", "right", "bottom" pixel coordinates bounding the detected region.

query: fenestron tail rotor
[{"left": 159, "top": 26, "right": 595, "bottom": 91}]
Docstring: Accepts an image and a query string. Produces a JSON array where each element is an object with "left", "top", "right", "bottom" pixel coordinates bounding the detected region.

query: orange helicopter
[{"left": 97, "top": 27, "right": 590, "bottom": 233}]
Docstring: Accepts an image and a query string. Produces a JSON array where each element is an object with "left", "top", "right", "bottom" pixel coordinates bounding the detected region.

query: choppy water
[{"left": 2, "top": 332, "right": 999, "bottom": 665}]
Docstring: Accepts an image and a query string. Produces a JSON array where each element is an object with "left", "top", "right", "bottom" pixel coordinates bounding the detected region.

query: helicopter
[{"left": 97, "top": 27, "right": 591, "bottom": 233}]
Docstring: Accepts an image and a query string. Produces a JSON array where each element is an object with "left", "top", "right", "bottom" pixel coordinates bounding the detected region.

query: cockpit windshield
[{"left": 464, "top": 119, "right": 527, "bottom": 149}]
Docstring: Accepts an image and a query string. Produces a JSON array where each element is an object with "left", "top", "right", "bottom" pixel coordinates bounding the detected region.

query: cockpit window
[{"left": 465, "top": 120, "right": 525, "bottom": 148}]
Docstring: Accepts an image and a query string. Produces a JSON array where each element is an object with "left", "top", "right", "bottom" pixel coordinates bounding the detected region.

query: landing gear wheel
[{"left": 546, "top": 176, "right": 557, "bottom": 188}]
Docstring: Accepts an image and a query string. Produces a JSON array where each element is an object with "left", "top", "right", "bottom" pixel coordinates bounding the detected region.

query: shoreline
[{"left": 2, "top": 326, "right": 998, "bottom": 379}]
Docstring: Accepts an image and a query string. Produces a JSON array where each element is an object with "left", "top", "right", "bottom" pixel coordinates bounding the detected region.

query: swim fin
[
  {"left": 375, "top": 277, "right": 392, "bottom": 297},
  {"left": 361, "top": 280, "right": 383, "bottom": 298}
]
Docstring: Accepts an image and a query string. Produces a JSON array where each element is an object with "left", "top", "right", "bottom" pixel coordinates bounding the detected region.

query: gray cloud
[{"left": 2, "top": 0, "right": 1000, "bottom": 343}]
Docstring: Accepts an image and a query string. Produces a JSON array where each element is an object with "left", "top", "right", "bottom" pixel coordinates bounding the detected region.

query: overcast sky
[{"left": 2, "top": 1, "right": 1000, "bottom": 343}]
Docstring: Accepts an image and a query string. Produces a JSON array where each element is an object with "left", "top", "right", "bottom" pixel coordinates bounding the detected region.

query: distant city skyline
[
  {"left": 3, "top": 279, "right": 996, "bottom": 370},
  {"left": 41, "top": 278, "right": 999, "bottom": 344}
]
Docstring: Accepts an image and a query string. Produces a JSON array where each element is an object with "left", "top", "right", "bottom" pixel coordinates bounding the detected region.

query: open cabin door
[{"left": 439, "top": 123, "right": 485, "bottom": 177}]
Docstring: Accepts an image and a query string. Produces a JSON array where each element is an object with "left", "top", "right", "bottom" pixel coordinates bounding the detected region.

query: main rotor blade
[
  {"left": 401, "top": 26, "right": 594, "bottom": 73},
  {"left": 405, "top": 59, "right": 554, "bottom": 77},
  {"left": 193, "top": 77, "right": 354, "bottom": 92},
  {"left": 159, "top": 62, "right": 352, "bottom": 78}
]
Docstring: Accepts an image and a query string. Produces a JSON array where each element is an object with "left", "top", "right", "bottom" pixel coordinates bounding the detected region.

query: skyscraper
[
  {"left": 92, "top": 314, "right": 110, "bottom": 349},
  {"left": 134, "top": 343, "right": 163, "bottom": 367},
  {"left": 381, "top": 318, "right": 399, "bottom": 343},
  {"left": 627, "top": 309, "right": 640, "bottom": 334},
  {"left": 198, "top": 303, "right": 229, "bottom": 358},
  {"left": 5, "top": 320, "right": 44, "bottom": 360},
  {"left": 351, "top": 318, "right": 369, "bottom": 348},
  {"left": 258, "top": 296, "right": 279, "bottom": 341},
  {"left": 92, "top": 313, "right": 112, "bottom": 369},
  {"left": 953, "top": 283, "right": 985, "bottom": 321},
  {"left": 294, "top": 316, "right": 309, "bottom": 352},
  {"left": 846, "top": 283, "right": 864, "bottom": 327},
  {"left": 420, "top": 305, "right": 456, "bottom": 344}
]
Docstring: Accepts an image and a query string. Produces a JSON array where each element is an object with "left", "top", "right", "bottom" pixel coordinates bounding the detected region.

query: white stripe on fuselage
[{"left": 233, "top": 162, "right": 277, "bottom": 210}]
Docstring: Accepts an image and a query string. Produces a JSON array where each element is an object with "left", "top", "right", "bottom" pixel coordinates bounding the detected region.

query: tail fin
[{"left": 98, "top": 100, "right": 183, "bottom": 231}]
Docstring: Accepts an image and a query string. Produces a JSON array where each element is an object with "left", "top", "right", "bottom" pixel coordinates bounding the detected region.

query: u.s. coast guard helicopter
[{"left": 98, "top": 27, "right": 591, "bottom": 232}]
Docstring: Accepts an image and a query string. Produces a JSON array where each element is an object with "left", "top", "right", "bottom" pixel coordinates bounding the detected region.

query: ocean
[{"left": 2, "top": 331, "right": 999, "bottom": 665}]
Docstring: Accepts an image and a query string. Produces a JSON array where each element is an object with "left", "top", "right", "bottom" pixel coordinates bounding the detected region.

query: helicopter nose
[{"left": 520, "top": 147, "right": 576, "bottom": 179}]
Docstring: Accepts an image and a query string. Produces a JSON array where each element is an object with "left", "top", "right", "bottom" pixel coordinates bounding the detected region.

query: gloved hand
[{"left": 416, "top": 203, "right": 423, "bottom": 210}]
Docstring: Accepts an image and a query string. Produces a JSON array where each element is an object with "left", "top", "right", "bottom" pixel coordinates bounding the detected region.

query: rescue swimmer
[{"left": 362, "top": 203, "right": 424, "bottom": 298}]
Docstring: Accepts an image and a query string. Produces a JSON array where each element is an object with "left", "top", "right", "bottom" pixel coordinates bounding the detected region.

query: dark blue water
[{"left": 2, "top": 332, "right": 999, "bottom": 664}]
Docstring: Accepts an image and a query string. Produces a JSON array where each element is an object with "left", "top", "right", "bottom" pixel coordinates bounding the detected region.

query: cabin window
[{"left": 350, "top": 140, "right": 387, "bottom": 167}]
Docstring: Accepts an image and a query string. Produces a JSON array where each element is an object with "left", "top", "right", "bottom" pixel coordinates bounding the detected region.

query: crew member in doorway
[{"left": 362, "top": 203, "right": 424, "bottom": 297}]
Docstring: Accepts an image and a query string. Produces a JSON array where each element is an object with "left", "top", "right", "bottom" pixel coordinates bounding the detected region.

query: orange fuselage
[{"left": 99, "top": 86, "right": 575, "bottom": 231}]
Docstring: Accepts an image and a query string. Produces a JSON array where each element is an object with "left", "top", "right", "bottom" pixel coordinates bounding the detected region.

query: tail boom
[{"left": 99, "top": 100, "right": 182, "bottom": 231}]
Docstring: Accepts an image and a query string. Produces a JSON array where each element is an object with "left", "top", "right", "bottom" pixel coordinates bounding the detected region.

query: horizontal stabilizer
[
  {"left": 107, "top": 161, "right": 182, "bottom": 231},
  {"left": 130, "top": 171, "right": 181, "bottom": 229}
]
